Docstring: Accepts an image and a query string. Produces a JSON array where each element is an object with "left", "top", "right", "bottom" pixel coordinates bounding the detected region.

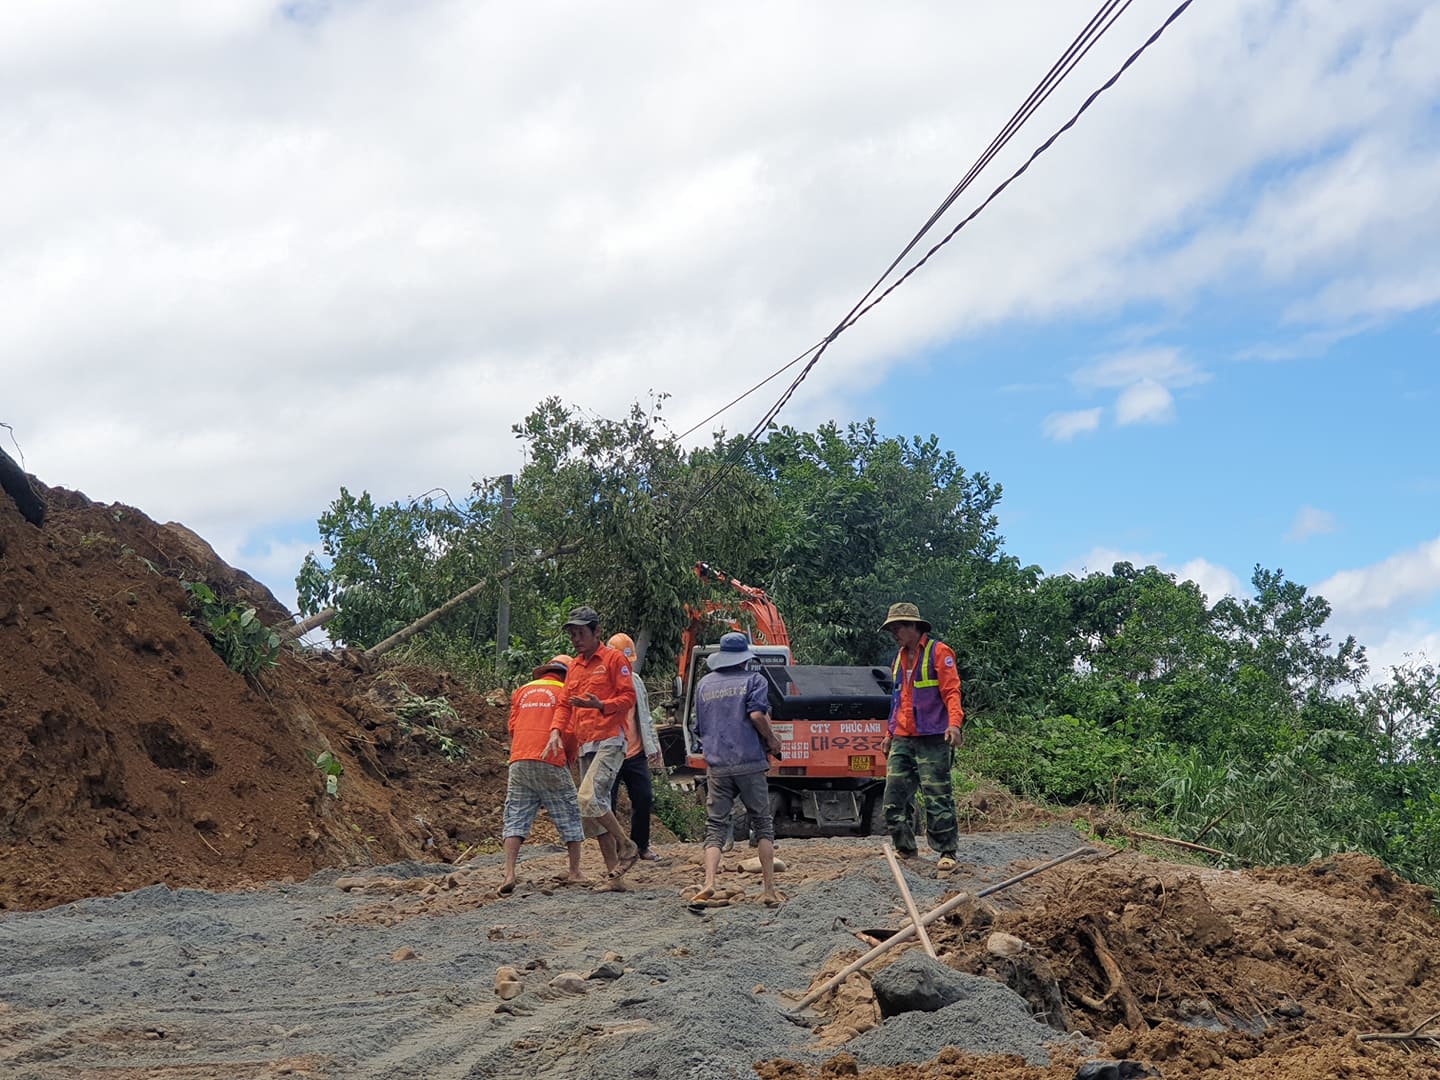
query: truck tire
[
  {"left": 865, "top": 793, "right": 925, "bottom": 838},
  {"left": 730, "top": 806, "right": 752, "bottom": 847},
  {"left": 0, "top": 447, "right": 45, "bottom": 528}
]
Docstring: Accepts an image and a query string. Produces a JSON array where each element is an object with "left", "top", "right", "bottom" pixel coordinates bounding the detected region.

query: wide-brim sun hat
[
  {"left": 706, "top": 631, "right": 757, "bottom": 670},
  {"left": 879, "top": 602, "right": 931, "bottom": 634}
]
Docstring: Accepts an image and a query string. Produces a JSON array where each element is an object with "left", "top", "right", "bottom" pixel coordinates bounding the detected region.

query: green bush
[
  {"left": 965, "top": 712, "right": 1160, "bottom": 807},
  {"left": 183, "top": 581, "right": 282, "bottom": 675},
  {"left": 651, "top": 774, "right": 707, "bottom": 840}
]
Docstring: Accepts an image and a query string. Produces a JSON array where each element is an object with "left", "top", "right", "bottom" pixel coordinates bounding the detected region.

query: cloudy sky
[{"left": 5, "top": 0, "right": 1438, "bottom": 678}]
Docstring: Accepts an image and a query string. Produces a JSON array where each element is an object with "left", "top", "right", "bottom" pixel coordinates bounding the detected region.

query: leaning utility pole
[{"left": 495, "top": 474, "right": 514, "bottom": 672}]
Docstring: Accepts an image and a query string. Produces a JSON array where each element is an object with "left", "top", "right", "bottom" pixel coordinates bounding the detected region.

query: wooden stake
[
  {"left": 1125, "top": 829, "right": 1229, "bottom": 858},
  {"left": 882, "top": 843, "right": 937, "bottom": 960},
  {"left": 794, "top": 846, "right": 1098, "bottom": 1010}
]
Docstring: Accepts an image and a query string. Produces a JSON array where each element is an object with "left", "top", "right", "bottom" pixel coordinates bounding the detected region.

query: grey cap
[
  {"left": 707, "top": 631, "right": 756, "bottom": 670},
  {"left": 563, "top": 605, "right": 601, "bottom": 629}
]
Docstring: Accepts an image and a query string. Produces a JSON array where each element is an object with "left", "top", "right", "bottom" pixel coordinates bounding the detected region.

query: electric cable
[
  {"left": 677, "top": 0, "right": 1194, "bottom": 516},
  {"left": 677, "top": 0, "right": 1133, "bottom": 442}
]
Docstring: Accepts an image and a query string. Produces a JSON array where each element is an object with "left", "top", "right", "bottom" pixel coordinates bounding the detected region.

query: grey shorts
[
  {"left": 704, "top": 771, "right": 774, "bottom": 848},
  {"left": 577, "top": 741, "right": 627, "bottom": 838}
]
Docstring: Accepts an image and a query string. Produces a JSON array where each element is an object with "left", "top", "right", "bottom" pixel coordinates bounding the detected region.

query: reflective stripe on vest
[
  {"left": 892, "top": 639, "right": 938, "bottom": 687},
  {"left": 891, "top": 638, "right": 949, "bottom": 735}
]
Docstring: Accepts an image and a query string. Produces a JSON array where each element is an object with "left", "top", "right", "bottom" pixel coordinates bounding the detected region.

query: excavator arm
[{"left": 676, "top": 562, "right": 790, "bottom": 684}]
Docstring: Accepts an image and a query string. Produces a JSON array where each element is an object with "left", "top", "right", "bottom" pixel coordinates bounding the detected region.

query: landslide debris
[
  {"left": 765, "top": 849, "right": 1440, "bottom": 1079},
  {"left": 0, "top": 477, "right": 520, "bottom": 910}
]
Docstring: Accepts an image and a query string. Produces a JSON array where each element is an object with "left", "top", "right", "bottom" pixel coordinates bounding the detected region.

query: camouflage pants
[{"left": 883, "top": 733, "right": 958, "bottom": 857}]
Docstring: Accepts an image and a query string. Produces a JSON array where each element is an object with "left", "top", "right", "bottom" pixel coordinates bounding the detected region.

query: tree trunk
[{"left": 363, "top": 543, "right": 580, "bottom": 661}]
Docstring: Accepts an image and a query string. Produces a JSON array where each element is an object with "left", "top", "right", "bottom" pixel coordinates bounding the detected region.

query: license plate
[{"left": 849, "top": 755, "right": 873, "bottom": 772}]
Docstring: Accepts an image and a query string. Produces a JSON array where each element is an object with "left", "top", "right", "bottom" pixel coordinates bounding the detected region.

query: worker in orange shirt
[
  {"left": 606, "top": 632, "right": 663, "bottom": 861},
  {"left": 499, "top": 655, "right": 587, "bottom": 895},
  {"left": 878, "top": 602, "right": 964, "bottom": 872},
  {"left": 543, "top": 605, "right": 640, "bottom": 886}
]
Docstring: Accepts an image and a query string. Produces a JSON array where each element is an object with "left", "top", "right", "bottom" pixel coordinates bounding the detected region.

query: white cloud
[
  {"left": 1317, "top": 535, "right": 1440, "bottom": 617},
  {"left": 1286, "top": 506, "right": 1339, "bottom": 543},
  {"left": 0, "top": 1, "right": 1436, "bottom": 606},
  {"left": 1042, "top": 408, "right": 1102, "bottom": 441},
  {"left": 1068, "top": 547, "right": 1244, "bottom": 605},
  {"left": 1361, "top": 624, "right": 1440, "bottom": 681},
  {"left": 1074, "top": 347, "right": 1209, "bottom": 391},
  {"left": 1173, "top": 558, "right": 1246, "bottom": 605},
  {"left": 1114, "top": 380, "right": 1176, "bottom": 425}
]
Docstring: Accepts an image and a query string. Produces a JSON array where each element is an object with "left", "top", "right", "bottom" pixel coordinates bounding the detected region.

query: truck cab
[{"left": 659, "top": 643, "right": 897, "bottom": 837}]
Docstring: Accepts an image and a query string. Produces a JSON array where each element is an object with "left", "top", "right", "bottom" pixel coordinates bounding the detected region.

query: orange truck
[{"left": 657, "top": 564, "right": 896, "bottom": 837}]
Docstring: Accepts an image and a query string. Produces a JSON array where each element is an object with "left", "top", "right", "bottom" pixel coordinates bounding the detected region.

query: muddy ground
[
  {"left": 8, "top": 476, "right": 1440, "bottom": 1078},
  {"left": 1, "top": 830, "right": 1087, "bottom": 1079},
  {"left": 6, "top": 830, "right": 1440, "bottom": 1079}
]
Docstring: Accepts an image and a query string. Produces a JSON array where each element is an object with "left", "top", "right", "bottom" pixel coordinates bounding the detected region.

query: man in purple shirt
[{"left": 693, "top": 632, "right": 784, "bottom": 906}]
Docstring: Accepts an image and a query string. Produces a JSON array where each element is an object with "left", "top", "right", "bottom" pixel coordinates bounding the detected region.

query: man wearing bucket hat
[
  {"left": 692, "top": 632, "right": 785, "bottom": 906},
  {"left": 543, "top": 605, "right": 640, "bottom": 886},
  {"left": 499, "top": 655, "right": 588, "bottom": 895},
  {"left": 879, "top": 602, "right": 964, "bottom": 872}
]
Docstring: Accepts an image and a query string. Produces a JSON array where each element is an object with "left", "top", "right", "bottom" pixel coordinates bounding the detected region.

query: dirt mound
[
  {"left": 0, "top": 479, "right": 520, "bottom": 911},
  {"left": 766, "top": 849, "right": 1440, "bottom": 1078}
]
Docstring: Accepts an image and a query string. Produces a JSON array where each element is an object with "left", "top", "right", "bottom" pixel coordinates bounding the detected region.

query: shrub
[{"left": 183, "top": 581, "right": 282, "bottom": 675}]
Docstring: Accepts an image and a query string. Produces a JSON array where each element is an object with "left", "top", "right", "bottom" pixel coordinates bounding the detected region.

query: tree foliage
[{"left": 294, "top": 396, "right": 1440, "bottom": 894}]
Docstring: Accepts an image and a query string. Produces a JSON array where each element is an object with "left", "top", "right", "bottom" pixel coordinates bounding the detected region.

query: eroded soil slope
[{"left": 1, "top": 480, "right": 521, "bottom": 910}]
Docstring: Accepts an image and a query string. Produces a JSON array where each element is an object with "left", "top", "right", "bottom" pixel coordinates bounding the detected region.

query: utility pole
[{"left": 495, "top": 474, "right": 514, "bottom": 673}]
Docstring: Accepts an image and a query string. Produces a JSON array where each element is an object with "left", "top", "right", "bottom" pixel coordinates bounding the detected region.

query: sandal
[
  {"left": 936, "top": 856, "right": 957, "bottom": 872},
  {"left": 496, "top": 880, "right": 516, "bottom": 896},
  {"left": 612, "top": 840, "right": 640, "bottom": 876}
]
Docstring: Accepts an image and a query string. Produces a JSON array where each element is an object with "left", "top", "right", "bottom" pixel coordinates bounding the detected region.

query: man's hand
[
  {"left": 944, "top": 726, "right": 964, "bottom": 748},
  {"left": 573, "top": 692, "right": 604, "bottom": 710},
  {"left": 647, "top": 751, "right": 663, "bottom": 768},
  {"left": 544, "top": 730, "right": 565, "bottom": 761},
  {"left": 881, "top": 735, "right": 892, "bottom": 755},
  {"left": 766, "top": 738, "right": 783, "bottom": 760}
]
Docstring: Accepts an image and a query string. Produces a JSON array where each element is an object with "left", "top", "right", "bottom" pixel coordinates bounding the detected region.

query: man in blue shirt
[{"left": 693, "top": 632, "right": 784, "bottom": 906}]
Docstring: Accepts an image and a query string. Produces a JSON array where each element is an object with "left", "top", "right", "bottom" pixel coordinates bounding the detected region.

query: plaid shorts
[{"left": 503, "top": 759, "right": 584, "bottom": 843}]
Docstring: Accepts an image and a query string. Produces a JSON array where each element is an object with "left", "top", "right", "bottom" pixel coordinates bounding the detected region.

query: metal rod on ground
[
  {"left": 882, "top": 842, "right": 937, "bottom": 960},
  {"left": 363, "top": 542, "right": 580, "bottom": 660},
  {"left": 794, "top": 846, "right": 1099, "bottom": 1011}
]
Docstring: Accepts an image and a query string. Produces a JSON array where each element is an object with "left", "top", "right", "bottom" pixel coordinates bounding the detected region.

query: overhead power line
[
  {"left": 678, "top": 0, "right": 1194, "bottom": 515},
  {"left": 678, "top": 0, "right": 1136, "bottom": 443}
]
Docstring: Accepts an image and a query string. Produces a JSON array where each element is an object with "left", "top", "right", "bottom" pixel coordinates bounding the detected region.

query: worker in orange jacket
[
  {"left": 543, "top": 605, "right": 640, "bottom": 886},
  {"left": 500, "top": 655, "right": 587, "bottom": 894},
  {"left": 878, "top": 602, "right": 964, "bottom": 871}
]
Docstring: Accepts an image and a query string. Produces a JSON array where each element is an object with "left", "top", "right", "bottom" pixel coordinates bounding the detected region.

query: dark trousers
[
  {"left": 883, "top": 733, "right": 958, "bottom": 857},
  {"left": 609, "top": 752, "right": 654, "bottom": 853}
]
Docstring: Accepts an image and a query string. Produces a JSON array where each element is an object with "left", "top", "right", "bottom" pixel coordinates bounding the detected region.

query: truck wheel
[
  {"left": 730, "top": 807, "right": 751, "bottom": 847},
  {"left": 864, "top": 794, "right": 886, "bottom": 837}
]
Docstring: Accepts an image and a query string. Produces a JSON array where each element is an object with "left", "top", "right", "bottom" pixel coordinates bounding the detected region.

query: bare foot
[
  {"left": 690, "top": 885, "right": 718, "bottom": 903},
  {"left": 593, "top": 877, "right": 629, "bottom": 893},
  {"left": 760, "top": 889, "right": 786, "bottom": 907}
]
